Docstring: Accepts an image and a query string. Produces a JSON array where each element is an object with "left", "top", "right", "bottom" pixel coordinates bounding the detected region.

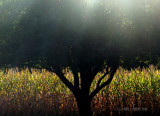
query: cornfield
[{"left": 0, "top": 66, "right": 159, "bottom": 116}]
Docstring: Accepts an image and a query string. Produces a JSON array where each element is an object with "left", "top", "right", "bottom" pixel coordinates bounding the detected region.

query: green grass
[{"left": 0, "top": 66, "right": 159, "bottom": 116}]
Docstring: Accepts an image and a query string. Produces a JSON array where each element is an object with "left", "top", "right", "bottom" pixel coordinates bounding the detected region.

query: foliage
[{"left": 0, "top": 0, "right": 160, "bottom": 68}]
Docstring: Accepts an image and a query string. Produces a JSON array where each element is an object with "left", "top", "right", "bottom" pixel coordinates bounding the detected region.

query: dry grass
[{"left": 0, "top": 66, "right": 159, "bottom": 116}]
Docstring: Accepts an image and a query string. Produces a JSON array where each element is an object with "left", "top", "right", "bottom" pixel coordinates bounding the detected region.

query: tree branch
[
  {"left": 54, "top": 68, "right": 75, "bottom": 93},
  {"left": 96, "top": 68, "right": 109, "bottom": 87},
  {"left": 89, "top": 67, "right": 117, "bottom": 100},
  {"left": 72, "top": 69, "right": 80, "bottom": 90}
]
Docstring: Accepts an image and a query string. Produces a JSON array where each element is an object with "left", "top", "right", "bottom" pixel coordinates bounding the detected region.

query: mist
[{"left": 0, "top": 0, "right": 160, "bottom": 68}]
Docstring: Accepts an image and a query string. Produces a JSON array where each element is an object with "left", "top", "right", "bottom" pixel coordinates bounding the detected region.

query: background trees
[{"left": 0, "top": 0, "right": 160, "bottom": 116}]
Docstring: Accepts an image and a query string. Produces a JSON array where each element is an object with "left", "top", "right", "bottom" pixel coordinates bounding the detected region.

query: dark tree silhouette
[{"left": 0, "top": 0, "right": 160, "bottom": 116}]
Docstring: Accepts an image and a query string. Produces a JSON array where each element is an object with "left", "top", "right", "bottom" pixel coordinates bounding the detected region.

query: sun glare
[
  {"left": 86, "top": 0, "right": 98, "bottom": 6},
  {"left": 84, "top": 0, "right": 132, "bottom": 9}
]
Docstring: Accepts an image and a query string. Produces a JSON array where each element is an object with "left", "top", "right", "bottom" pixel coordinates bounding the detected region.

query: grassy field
[{"left": 0, "top": 66, "right": 159, "bottom": 116}]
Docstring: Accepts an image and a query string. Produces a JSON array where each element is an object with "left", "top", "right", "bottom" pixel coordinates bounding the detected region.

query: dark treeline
[{"left": 0, "top": 0, "right": 160, "bottom": 69}]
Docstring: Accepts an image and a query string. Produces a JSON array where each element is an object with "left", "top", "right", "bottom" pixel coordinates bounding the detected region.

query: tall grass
[{"left": 0, "top": 66, "right": 159, "bottom": 116}]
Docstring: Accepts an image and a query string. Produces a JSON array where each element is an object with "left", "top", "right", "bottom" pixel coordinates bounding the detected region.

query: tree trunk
[
  {"left": 74, "top": 70, "right": 94, "bottom": 116},
  {"left": 76, "top": 95, "right": 92, "bottom": 116}
]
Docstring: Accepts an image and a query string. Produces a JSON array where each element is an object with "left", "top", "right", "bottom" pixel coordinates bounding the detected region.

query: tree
[{"left": 1, "top": 0, "right": 160, "bottom": 116}]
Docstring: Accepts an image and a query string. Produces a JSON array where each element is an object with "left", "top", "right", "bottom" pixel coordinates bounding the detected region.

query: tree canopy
[{"left": 0, "top": 0, "right": 160, "bottom": 69}]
